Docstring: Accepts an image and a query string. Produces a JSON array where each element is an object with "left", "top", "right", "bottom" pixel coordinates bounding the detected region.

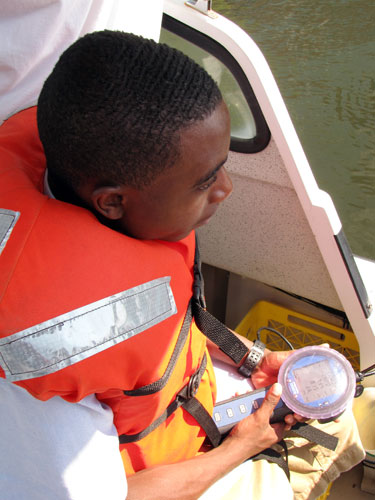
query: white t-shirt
[{"left": 0, "top": 379, "right": 128, "bottom": 500}]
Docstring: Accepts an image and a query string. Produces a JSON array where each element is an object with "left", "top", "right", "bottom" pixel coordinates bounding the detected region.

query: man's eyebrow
[{"left": 193, "top": 157, "right": 228, "bottom": 188}]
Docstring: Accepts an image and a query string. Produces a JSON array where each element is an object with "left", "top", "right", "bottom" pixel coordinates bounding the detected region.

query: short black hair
[{"left": 37, "top": 30, "right": 222, "bottom": 192}]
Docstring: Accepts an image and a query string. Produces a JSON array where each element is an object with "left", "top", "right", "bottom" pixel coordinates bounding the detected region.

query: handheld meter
[
  {"left": 213, "top": 346, "right": 356, "bottom": 434},
  {"left": 213, "top": 385, "right": 292, "bottom": 434}
]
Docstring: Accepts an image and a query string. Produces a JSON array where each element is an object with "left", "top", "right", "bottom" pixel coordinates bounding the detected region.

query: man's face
[{"left": 118, "top": 100, "right": 232, "bottom": 241}]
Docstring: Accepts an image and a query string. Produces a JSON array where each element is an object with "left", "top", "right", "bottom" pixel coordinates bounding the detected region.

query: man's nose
[{"left": 209, "top": 167, "right": 233, "bottom": 204}]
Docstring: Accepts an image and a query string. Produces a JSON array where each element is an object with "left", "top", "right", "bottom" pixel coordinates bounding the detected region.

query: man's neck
[
  {"left": 45, "top": 169, "right": 87, "bottom": 208},
  {"left": 44, "top": 169, "right": 125, "bottom": 233}
]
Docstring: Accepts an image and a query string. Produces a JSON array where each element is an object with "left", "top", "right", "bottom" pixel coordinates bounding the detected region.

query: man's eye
[{"left": 198, "top": 175, "right": 217, "bottom": 191}]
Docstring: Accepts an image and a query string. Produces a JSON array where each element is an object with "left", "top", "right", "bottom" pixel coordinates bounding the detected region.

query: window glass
[{"left": 160, "top": 29, "right": 256, "bottom": 140}]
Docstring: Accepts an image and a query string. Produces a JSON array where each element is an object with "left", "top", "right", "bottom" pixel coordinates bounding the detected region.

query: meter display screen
[
  {"left": 278, "top": 346, "right": 356, "bottom": 419},
  {"left": 293, "top": 359, "right": 337, "bottom": 403}
]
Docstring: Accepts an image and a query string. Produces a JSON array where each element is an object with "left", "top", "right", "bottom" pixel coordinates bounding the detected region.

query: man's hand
[
  {"left": 226, "top": 383, "right": 290, "bottom": 454},
  {"left": 251, "top": 350, "right": 308, "bottom": 426},
  {"left": 251, "top": 350, "right": 293, "bottom": 388}
]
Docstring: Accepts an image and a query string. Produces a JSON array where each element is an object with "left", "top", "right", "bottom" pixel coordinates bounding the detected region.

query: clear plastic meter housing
[{"left": 278, "top": 346, "right": 356, "bottom": 420}]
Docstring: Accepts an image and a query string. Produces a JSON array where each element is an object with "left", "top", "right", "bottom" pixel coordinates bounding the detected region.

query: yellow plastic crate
[
  {"left": 316, "top": 482, "right": 332, "bottom": 500},
  {"left": 235, "top": 301, "right": 360, "bottom": 371}
]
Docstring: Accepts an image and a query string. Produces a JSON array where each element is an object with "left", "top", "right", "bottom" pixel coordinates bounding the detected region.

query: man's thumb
[{"left": 262, "top": 383, "right": 282, "bottom": 414}]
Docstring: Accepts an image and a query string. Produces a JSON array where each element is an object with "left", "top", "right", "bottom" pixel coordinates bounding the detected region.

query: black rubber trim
[
  {"left": 335, "top": 229, "right": 372, "bottom": 318},
  {"left": 162, "top": 14, "right": 271, "bottom": 154},
  {"left": 123, "top": 303, "right": 192, "bottom": 396}
]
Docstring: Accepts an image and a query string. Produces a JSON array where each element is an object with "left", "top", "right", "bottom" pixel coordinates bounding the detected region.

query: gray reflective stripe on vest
[
  {"left": 0, "top": 276, "right": 176, "bottom": 381},
  {"left": 0, "top": 209, "right": 20, "bottom": 255}
]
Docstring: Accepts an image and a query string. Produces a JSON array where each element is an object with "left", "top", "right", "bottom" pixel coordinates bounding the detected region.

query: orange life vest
[{"left": 0, "top": 107, "right": 217, "bottom": 474}]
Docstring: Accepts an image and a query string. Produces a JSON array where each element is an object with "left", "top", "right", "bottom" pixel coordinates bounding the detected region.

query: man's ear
[{"left": 91, "top": 186, "right": 126, "bottom": 220}]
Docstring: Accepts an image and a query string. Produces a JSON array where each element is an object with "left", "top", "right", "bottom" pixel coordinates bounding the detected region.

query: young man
[{"left": 0, "top": 31, "right": 364, "bottom": 499}]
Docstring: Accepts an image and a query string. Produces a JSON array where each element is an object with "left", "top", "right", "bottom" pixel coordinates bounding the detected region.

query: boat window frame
[{"left": 162, "top": 13, "right": 271, "bottom": 154}]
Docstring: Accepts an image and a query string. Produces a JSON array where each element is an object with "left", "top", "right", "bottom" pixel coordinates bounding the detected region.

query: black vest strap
[
  {"left": 182, "top": 397, "right": 221, "bottom": 448},
  {"left": 192, "top": 235, "right": 249, "bottom": 364},
  {"left": 193, "top": 301, "right": 248, "bottom": 365},
  {"left": 252, "top": 440, "right": 290, "bottom": 480},
  {"left": 119, "top": 352, "right": 221, "bottom": 447}
]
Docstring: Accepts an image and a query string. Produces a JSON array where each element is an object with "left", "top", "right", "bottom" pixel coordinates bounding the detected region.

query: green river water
[{"left": 215, "top": 0, "right": 375, "bottom": 260}]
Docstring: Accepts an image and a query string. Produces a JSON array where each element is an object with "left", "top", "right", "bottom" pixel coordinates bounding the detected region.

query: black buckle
[
  {"left": 177, "top": 354, "right": 207, "bottom": 402},
  {"left": 178, "top": 371, "right": 200, "bottom": 402},
  {"left": 178, "top": 365, "right": 203, "bottom": 401}
]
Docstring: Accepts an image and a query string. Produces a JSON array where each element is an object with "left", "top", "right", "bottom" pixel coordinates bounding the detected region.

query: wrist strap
[{"left": 238, "top": 340, "right": 265, "bottom": 377}]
